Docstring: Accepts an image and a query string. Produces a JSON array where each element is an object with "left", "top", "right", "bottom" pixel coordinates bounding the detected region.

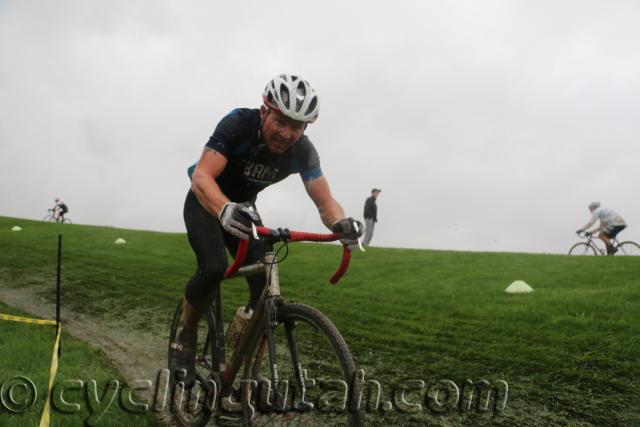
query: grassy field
[
  {"left": 0, "top": 301, "right": 163, "bottom": 426},
  {"left": 1, "top": 215, "right": 639, "bottom": 426}
]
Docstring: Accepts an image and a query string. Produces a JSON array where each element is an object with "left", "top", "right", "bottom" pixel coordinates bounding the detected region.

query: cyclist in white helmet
[
  {"left": 576, "top": 202, "right": 627, "bottom": 255},
  {"left": 172, "top": 74, "right": 362, "bottom": 386}
]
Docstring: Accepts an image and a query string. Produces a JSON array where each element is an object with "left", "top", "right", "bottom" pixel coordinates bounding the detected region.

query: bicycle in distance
[
  {"left": 168, "top": 222, "right": 364, "bottom": 426},
  {"left": 42, "top": 207, "right": 72, "bottom": 224},
  {"left": 569, "top": 231, "right": 640, "bottom": 256}
]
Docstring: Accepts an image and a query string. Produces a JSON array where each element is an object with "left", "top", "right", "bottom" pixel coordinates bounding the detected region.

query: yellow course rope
[
  {"left": 0, "top": 313, "right": 57, "bottom": 325},
  {"left": 0, "top": 313, "right": 61, "bottom": 427},
  {"left": 38, "top": 325, "right": 61, "bottom": 427}
]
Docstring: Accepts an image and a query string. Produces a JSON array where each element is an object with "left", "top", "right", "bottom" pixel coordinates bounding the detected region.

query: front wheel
[
  {"left": 43, "top": 214, "right": 55, "bottom": 222},
  {"left": 240, "top": 303, "right": 363, "bottom": 426},
  {"left": 617, "top": 241, "right": 640, "bottom": 256},
  {"left": 568, "top": 242, "right": 598, "bottom": 256}
]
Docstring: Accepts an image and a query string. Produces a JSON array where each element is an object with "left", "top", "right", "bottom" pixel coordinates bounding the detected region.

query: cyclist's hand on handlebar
[
  {"left": 331, "top": 217, "right": 364, "bottom": 247},
  {"left": 219, "top": 202, "right": 261, "bottom": 240},
  {"left": 585, "top": 231, "right": 593, "bottom": 237},
  {"left": 576, "top": 229, "right": 583, "bottom": 236}
]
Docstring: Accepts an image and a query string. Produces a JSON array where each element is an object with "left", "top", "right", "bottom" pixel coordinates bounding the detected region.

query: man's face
[
  {"left": 372, "top": 191, "right": 380, "bottom": 199},
  {"left": 260, "top": 106, "right": 307, "bottom": 154}
]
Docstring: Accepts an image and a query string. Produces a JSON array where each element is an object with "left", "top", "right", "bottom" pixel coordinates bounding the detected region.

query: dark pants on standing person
[
  {"left": 363, "top": 218, "right": 375, "bottom": 247},
  {"left": 183, "top": 190, "right": 266, "bottom": 312}
]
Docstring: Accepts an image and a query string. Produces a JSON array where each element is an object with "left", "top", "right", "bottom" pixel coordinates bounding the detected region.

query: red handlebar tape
[
  {"left": 329, "top": 246, "right": 352, "bottom": 284},
  {"left": 224, "top": 239, "right": 248, "bottom": 278},
  {"left": 223, "top": 226, "right": 351, "bottom": 283}
]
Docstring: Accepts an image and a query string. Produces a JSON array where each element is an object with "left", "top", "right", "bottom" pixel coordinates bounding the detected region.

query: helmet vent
[
  {"left": 279, "top": 84, "right": 290, "bottom": 109},
  {"left": 305, "top": 97, "right": 318, "bottom": 116},
  {"left": 295, "top": 82, "right": 307, "bottom": 112}
]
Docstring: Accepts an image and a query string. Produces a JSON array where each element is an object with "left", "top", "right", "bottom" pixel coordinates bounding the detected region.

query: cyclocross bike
[
  {"left": 43, "top": 208, "right": 72, "bottom": 224},
  {"left": 568, "top": 231, "right": 640, "bottom": 256},
  {"left": 168, "top": 223, "right": 364, "bottom": 426}
]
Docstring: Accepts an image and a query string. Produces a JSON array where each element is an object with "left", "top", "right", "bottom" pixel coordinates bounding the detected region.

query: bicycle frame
[
  {"left": 580, "top": 233, "right": 621, "bottom": 255},
  {"left": 46, "top": 208, "right": 67, "bottom": 223},
  {"left": 216, "top": 249, "right": 273, "bottom": 392},
  {"left": 201, "top": 225, "right": 354, "bottom": 404},
  {"left": 169, "top": 222, "right": 364, "bottom": 427}
]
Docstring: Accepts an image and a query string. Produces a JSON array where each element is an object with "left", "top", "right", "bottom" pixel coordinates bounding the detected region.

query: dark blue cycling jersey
[{"left": 188, "top": 108, "right": 323, "bottom": 203}]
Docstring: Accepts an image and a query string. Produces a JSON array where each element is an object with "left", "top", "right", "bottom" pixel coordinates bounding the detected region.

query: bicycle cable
[
  {"left": 263, "top": 241, "right": 288, "bottom": 302},
  {"left": 259, "top": 227, "right": 290, "bottom": 266},
  {"left": 264, "top": 241, "right": 289, "bottom": 265}
]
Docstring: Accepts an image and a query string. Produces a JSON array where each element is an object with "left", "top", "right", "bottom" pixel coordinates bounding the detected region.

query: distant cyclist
[
  {"left": 576, "top": 202, "right": 627, "bottom": 255},
  {"left": 54, "top": 198, "right": 69, "bottom": 222},
  {"left": 171, "top": 74, "right": 363, "bottom": 385}
]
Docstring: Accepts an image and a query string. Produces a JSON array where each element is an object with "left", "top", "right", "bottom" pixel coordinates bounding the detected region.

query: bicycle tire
[
  {"left": 168, "top": 300, "right": 218, "bottom": 427},
  {"left": 62, "top": 217, "right": 72, "bottom": 224},
  {"left": 43, "top": 215, "right": 55, "bottom": 222},
  {"left": 240, "top": 303, "right": 363, "bottom": 426},
  {"left": 568, "top": 242, "right": 598, "bottom": 256},
  {"left": 617, "top": 241, "right": 640, "bottom": 256}
]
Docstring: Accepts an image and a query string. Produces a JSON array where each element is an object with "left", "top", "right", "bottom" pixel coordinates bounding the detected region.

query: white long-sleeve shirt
[{"left": 581, "top": 207, "right": 626, "bottom": 232}]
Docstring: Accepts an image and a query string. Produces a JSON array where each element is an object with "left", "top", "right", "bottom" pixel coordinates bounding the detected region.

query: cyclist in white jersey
[{"left": 576, "top": 202, "right": 627, "bottom": 255}]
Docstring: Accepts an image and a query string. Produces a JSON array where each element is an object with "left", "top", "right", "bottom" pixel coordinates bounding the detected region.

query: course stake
[{"left": 56, "top": 235, "right": 62, "bottom": 356}]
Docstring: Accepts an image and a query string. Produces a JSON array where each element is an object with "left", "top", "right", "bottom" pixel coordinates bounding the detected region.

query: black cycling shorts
[{"left": 602, "top": 225, "right": 626, "bottom": 238}]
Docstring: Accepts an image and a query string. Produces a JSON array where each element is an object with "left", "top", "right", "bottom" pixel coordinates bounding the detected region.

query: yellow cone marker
[{"left": 505, "top": 280, "right": 534, "bottom": 293}]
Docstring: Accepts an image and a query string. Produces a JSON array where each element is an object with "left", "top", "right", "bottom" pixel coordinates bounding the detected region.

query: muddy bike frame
[{"left": 197, "top": 223, "right": 358, "bottom": 404}]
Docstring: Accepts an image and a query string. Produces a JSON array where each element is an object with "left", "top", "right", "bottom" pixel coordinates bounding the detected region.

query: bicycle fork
[
  {"left": 283, "top": 318, "right": 314, "bottom": 412},
  {"left": 219, "top": 250, "right": 312, "bottom": 413},
  {"left": 264, "top": 298, "right": 284, "bottom": 409},
  {"left": 255, "top": 298, "right": 314, "bottom": 413}
]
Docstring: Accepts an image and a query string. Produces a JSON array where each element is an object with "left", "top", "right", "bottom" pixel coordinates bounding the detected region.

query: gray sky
[{"left": 1, "top": 0, "right": 639, "bottom": 254}]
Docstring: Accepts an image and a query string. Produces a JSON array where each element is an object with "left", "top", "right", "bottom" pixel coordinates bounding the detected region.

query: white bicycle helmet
[
  {"left": 262, "top": 74, "right": 319, "bottom": 123},
  {"left": 588, "top": 201, "right": 600, "bottom": 211}
]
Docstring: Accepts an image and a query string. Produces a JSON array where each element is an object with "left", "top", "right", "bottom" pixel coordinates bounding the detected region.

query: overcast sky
[{"left": 1, "top": 0, "right": 639, "bottom": 254}]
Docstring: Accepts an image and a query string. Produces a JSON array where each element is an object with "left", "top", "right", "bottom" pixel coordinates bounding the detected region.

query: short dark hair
[{"left": 371, "top": 188, "right": 381, "bottom": 193}]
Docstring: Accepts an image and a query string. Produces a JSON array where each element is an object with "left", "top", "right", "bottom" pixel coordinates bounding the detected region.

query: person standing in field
[{"left": 362, "top": 188, "right": 381, "bottom": 247}]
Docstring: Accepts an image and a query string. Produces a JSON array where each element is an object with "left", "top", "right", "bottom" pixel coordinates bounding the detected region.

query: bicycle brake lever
[{"left": 352, "top": 219, "right": 365, "bottom": 252}]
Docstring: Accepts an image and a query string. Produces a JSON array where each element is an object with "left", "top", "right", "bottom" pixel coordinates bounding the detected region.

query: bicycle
[
  {"left": 43, "top": 208, "right": 72, "bottom": 224},
  {"left": 568, "top": 231, "right": 640, "bottom": 256},
  {"left": 168, "top": 223, "right": 364, "bottom": 426}
]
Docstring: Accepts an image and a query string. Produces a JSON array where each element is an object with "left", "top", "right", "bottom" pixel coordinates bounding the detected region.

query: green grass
[
  {"left": 1, "top": 215, "right": 639, "bottom": 426},
  {"left": 0, "top": 302, "right": 163, "bottom": 427}
]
